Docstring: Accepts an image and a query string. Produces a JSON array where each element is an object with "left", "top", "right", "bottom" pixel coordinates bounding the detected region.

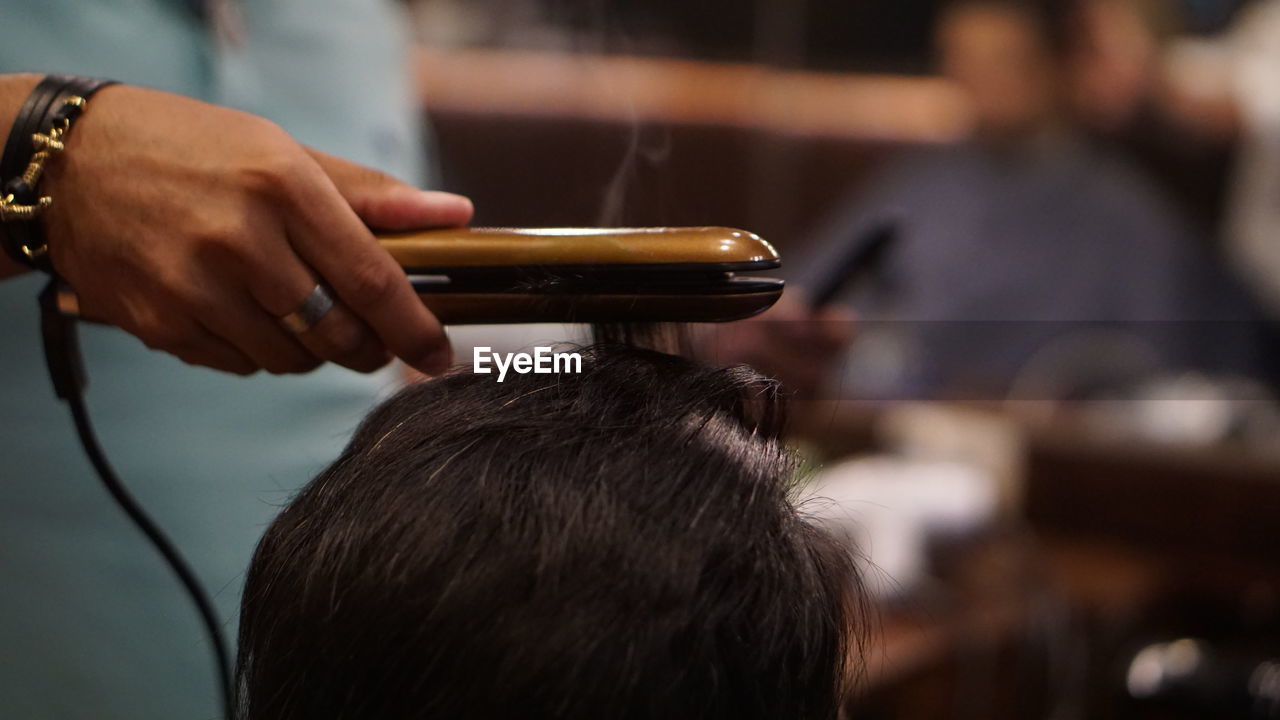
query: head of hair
[{"left": 235, "top": 344, "right": 863, "bottom": 720}]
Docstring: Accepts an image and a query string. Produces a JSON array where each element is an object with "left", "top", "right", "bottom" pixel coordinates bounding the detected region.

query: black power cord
[{"left": 38, "top": 280, "right": 234, "bottom": 719}]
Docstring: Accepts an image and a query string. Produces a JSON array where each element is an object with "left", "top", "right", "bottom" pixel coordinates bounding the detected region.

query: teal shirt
[{"left": 0, "top": 2, "right": 429, "bottom": 717}]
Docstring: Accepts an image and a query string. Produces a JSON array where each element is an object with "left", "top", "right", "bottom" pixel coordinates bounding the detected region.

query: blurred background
[{"left": 414, "top": 1, "right": 1280, "bottom": 717}]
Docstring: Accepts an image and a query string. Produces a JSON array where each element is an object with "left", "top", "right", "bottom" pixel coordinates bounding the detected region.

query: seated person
[
  {"left": 786, "top": 0, "right": 1271, "bottom": 399},
  {"left": 234, "top": 345, "right": 864, "bottom": 720}
]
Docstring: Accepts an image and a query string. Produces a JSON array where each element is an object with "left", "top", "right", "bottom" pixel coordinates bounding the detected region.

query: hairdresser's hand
[
  {"left": 701, "top": 294, "right": 855, "bottom": 398},
  {"left": 39, "top": 84, "right": 472, "bottom": 376}
]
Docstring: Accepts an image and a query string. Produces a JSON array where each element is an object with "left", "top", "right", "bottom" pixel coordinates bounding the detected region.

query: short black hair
[{"left": 235, "top": 345, "right": 864, "bottom": 720}]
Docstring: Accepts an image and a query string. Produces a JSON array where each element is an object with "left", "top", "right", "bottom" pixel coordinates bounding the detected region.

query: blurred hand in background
[{"left": 698, "top": 293, "right": 856, "bottom": 399}]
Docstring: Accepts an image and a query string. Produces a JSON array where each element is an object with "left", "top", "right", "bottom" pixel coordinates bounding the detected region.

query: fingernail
[
  {"left": 424, "top": 191, "right": 473, "bottom": 212},
  {"left": 423, "top": 190, "right": 469, "bottom": 203}
]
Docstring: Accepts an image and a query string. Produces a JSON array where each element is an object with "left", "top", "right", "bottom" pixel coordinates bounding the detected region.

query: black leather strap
[
  {"left": 1, "top": 75, "right": 73, "bottom": 182},
  {"left": 1, "top": 75, "right": 118, "bottom": 271},
  {"left": 1, "top": 76, "right": 74, "bottom": 266}
]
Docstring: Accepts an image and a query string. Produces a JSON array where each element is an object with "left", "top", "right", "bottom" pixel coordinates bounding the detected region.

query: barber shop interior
[{"left": 1, "top": 0, "right": 1279, "bottom": 718}]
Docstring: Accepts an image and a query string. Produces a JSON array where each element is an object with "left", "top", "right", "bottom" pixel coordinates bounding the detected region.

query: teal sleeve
[{"left": 0, "top": 1, "right": 429, "bottom": 717}]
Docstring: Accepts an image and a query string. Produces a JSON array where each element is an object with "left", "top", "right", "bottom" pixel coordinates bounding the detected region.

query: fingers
[
  {"left": 306, "top": 148, "right": 473, "bottom": 230},
  {"left": 180, "top": 322, "right": 259, "bottom": 376},
  {"left": 353, "top": 185, "right": 474, "bottom": 231},
  {"left": 84, "top": 264, "right": 385, "bottom": 375},
  {"left": 237, "top": 226, "right": 393, "bottom": 373},
  {"left": 299, "top": 301, "right": 392, "bottom": 373},
  {"left": 280, "top": 164, "right": 453, "bottom": 374},
  {"left": 198, "top": 290, "right": 321, "bottom": 375},
  {"left": 72, "top": 275, "right": 271, "bottom": 375},
  {"left": 99, "top": 300, "right": 260, "bottom": 376}
]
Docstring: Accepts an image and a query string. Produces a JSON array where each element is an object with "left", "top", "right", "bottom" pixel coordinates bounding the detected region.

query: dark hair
[{"left": 235, "top": 345, "right": 863, "bottom": 720}]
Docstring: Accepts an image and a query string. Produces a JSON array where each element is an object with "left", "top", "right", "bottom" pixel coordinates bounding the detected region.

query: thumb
[{"left": 306, "top": 148, "right": 474, "bottom": 230}]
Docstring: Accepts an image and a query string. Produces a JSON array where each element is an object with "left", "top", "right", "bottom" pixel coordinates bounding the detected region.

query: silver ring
[{"left": 278, "top": 284, "right": 334, "bottom": 334}]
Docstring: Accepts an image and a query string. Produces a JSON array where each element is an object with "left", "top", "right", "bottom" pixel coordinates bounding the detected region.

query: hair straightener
[
  {"left": 53, "top": 227, "right": 784, "bottom": 324},
  {"left": 382, "top": 226, "right": 783, "bottom": 324}
]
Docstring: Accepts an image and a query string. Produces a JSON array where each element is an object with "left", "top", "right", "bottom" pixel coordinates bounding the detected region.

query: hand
[
  {"left": 41, "top": 84, "right": 473, "bottom": 376},
  {"left": 699, "top": 293, "right": 856, "bottom": 398}
]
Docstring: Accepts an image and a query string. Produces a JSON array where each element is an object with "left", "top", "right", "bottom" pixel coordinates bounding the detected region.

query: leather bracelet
[
  {"left": 0, "top": 76, "right": 72, "bottom": 267},
  {"left": 1, "top": 76, "right": 72, "bottom": 181},
  {"left": 1, "top": 75, "right": 118, "bottom": 272}
]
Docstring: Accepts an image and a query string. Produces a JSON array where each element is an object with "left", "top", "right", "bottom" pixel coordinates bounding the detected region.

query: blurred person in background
[
  {"left": 0, "top": 1, "right": 470, "bottom": 718},
  {"left": 1068, "top": 0, "right": 1242, "bottom": 240},
  {"left": 758, "top": 0, "right": 1267, "bottom": 400},
  {"left": 1117, "top": 0, "right": 1280, "bottom": 320}
]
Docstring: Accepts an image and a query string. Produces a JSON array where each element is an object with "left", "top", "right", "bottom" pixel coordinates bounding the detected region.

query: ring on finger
[{"left": 278, "top": 284, "right": 335, "bottom": 335}]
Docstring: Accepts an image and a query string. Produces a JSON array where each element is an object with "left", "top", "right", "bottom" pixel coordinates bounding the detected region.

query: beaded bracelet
[{"left": 0, "top": 75, "right": 117, "bottom": 273}]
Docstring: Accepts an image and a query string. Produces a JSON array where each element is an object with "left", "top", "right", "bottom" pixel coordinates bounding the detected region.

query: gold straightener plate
[{"left": 378, "top": 227, "right": 779, "bottom": 269}]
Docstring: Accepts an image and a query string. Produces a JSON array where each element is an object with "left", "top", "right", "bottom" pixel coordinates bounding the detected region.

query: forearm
[{"left": 0, "top": 74, "right": 44, "bottom": 279}]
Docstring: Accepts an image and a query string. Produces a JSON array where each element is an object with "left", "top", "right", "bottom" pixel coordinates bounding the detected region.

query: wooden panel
[{"left": 417, "top": 48, "right": 963, "bottom": 257}]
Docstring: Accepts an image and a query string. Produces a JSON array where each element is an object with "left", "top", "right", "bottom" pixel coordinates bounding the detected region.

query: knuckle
[
  {"left": 169, "top": 344, "right": 241, "bottom": 374},
  {"left": 241, "top": 115, "right": 291, "bottom": 148},
  {"left": 138, "top": 335, "right": 165, "bottom": 352},
  {"left": 260, "top": 353, "right": 296, "bottom": 375},
  {"left": 224, "top": 359, "right": 258, "bottom": 376},
  {"left": 344, "top": 261, "right": 400, "bottom": 309},
  {"left": 169, "top": 347, "right": 203, "bottom": 368},
  {"left": 238, "top": 145, "right": 307, "bottom": 202},
  {"left": 261, "top": 359, "right": 294, "bottom": 375},
  {"left": 284, "top": 357, "right": 323, "bottom": 375},
  {"left": 191, "top": 216, "right": 257, "bottom": 264},
  {"left": 137, "top": 323, "right": 181, "bottom": 352}
]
